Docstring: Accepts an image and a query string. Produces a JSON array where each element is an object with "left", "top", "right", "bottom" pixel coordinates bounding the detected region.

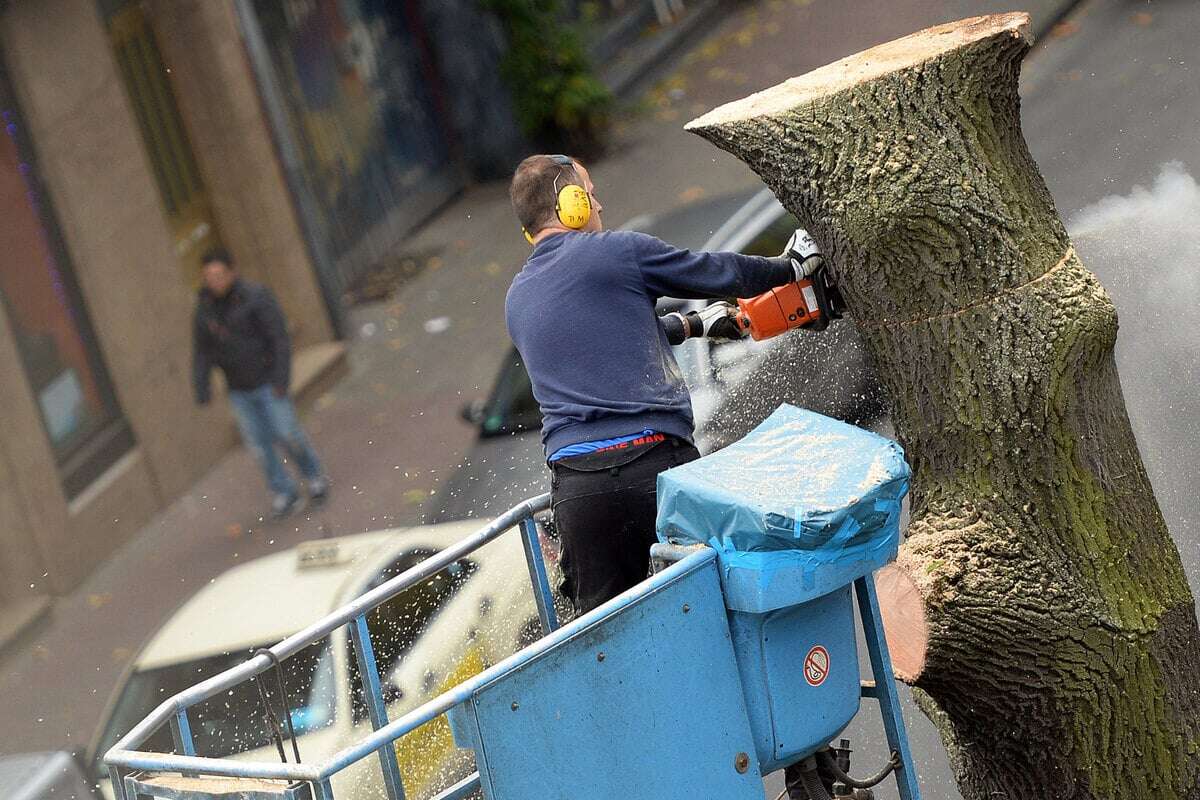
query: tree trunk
[{"left": 686, "top": 14, "right": 1200, "bottom": 799}]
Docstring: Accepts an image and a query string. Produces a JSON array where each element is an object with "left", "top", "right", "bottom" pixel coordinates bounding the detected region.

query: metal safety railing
[{"left": 104, "top": 494, "right": 562, "bottom": 800}]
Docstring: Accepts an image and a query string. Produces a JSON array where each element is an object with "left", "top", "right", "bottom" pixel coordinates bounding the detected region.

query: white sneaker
[
  {"left": 307, "top": 477, "right": 329, "bottom": 506},
  {"left": 270, "top": 493, "right": 303, "bottom": 520}
]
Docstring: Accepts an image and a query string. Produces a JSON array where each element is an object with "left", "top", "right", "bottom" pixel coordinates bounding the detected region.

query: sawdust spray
[{"left": 1068, "top": 161, "right": 1200, "bottom": 594}]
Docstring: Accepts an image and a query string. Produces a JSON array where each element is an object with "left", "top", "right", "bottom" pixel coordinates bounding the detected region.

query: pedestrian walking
[{"left": 192, "top": 249, "right": 328, "bottom": 519}]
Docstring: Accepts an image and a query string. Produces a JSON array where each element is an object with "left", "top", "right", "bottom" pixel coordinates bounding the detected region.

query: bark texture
[{"left": 686, "top": 14, "right": 1200, "bottom": 799}]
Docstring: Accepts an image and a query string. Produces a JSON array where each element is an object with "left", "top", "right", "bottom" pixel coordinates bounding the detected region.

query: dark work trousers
[{"left": 550, "top": 436, "right": 701, "bottom": 615}]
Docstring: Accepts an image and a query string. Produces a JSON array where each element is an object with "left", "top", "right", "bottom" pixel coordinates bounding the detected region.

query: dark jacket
[
  {"left": 505, "top": 230, "right": 794, "bottom": 456},
  {"left": 192, "top": 279, "right": 291, "bottom": 404}
]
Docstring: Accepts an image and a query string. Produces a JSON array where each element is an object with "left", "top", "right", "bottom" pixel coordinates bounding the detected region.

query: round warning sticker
[{"left": 804, "top": 645, "right": 830, "bottom": 687}]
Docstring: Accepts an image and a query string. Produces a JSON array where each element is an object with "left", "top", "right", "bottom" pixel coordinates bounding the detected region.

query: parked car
[
  {"left": 87, "top": 519, "right": 556, "bottom": 800},
  {"left": 427, "top": 188, "right": 885, "bottom": 523},
  {"left": 0, "top": 751, "right": 92, "bottom": 800}
]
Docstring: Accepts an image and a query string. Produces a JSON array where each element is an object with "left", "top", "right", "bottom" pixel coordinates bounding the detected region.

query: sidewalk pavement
[{"left": 0, "top": 0, "right": 1079, "bottom": 758}]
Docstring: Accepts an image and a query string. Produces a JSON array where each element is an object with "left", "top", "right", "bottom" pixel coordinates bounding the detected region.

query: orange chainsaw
[
  {"left": 660, "top": 227, "right": 846, "bottom": 345},
  {"left": 660, "top": 266, "right": 846, "bottom": 345},
  {"left": 734, "top": 265, "right": 846, "bottom": 338}
]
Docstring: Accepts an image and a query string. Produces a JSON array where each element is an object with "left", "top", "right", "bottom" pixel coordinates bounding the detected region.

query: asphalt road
[{"left": 772, "top": 1, "right": 1200, "bottom": 798}]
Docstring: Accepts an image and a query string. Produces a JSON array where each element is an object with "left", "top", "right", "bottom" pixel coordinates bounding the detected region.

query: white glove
[
  {"left": 695, "top": 301, "right": 745, "bottom": 341},
  {"left": 782, "top": 228, "right": 825, "bottom": 281}
]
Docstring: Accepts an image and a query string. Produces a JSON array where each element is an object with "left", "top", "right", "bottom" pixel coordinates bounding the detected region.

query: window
[
  {"left": 0, "top": 60, "right": 134, "bottom": 496},
  {"left": 479, "top": 351, "right": 542, "bottom": 438},
  {"left": 89, "top": 641, "right": 335, "bottom": 779},
  {"left": 105, "top": 1, "right": 223, "bottom": 283},
  {"left": 243, "top": 0, "right": 459, "bottom": 295}
]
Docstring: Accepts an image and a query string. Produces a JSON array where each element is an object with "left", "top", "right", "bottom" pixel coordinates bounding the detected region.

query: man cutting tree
[{"left": 505, "top": 154, "right": 824, "bottom": 615}]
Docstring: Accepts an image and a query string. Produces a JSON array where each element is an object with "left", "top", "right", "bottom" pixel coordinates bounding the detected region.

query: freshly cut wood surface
[
  {"left": 875, "top": 563, "right": 927, "bottom": 683},
  {"left": 687, "top": 14, "right": 1029, "bottom": 128},
  {"left": 132, "top": 774, "right": 302, "bottom": 800}
]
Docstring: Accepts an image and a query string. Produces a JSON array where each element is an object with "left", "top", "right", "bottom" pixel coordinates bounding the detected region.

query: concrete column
[{"left": 147, "top": 0, "right": 335, "bottom": 347}]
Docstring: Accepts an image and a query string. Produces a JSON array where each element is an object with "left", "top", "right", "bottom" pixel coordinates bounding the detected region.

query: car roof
[
  {"left": 135, "top": 519, "right": 490, "bottom": 670},
  {"left": 698, "top": 187, "right": 784, "bottom": 252}
]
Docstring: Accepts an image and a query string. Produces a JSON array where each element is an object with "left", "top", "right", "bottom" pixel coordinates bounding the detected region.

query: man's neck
[{"left": 531, "top": 225, "right": 575, "bottom": 245}]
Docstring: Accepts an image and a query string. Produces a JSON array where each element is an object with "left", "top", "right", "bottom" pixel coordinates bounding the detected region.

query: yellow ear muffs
[
  {"left": 520, "top": 155, "right": 590, "bottom": 242},
  {"left": 555, "top": 183, "right": 591, "bottom": 230}
]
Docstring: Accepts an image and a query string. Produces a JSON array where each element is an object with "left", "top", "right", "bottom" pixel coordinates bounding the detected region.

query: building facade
[
  {"left": 231, "top": 0, "right": 527, "bottom": 307},
  {"left": 0, "top": 0, "right": 340, "bottom": 620},
  {"left": 0, "top": 0, "right": 660, "bottom": 628}
]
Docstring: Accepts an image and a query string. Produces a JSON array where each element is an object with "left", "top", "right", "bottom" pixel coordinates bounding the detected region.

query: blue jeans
[{"left": 228, "top": 385, "right": 324, "bottom": 498}]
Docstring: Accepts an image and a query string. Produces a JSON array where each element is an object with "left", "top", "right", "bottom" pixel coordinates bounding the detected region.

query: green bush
[{"left": 483, "top": 0, "right": 612, "bottom": 153}]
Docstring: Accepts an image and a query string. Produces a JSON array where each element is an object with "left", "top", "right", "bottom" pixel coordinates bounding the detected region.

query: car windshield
[
  {"left": 478, "top": 351, "right": 540, "bottom": 437},
  {"left": 91, "top": 640, "right": 334, "bottom": 778},
  {"left": 350, "top": 551, "right": 478, "bottom": 721}
]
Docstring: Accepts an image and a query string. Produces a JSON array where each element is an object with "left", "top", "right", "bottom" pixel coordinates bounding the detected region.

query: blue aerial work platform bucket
[
  {"left": 103, "top": 406, "right": 922, "bottom": 800},
  {"left": 448, "top": 404, "right": 922, "bottom": 800},
  {"left": 657, "top": 404, "right": 919, "bottom": 796}
]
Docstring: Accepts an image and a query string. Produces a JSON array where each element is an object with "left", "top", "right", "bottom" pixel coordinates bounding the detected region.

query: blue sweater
[{"left": 505, "top": 230, "right": 794, "bottom": 456}]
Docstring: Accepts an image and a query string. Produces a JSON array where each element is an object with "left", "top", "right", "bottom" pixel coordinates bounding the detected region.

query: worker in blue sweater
[{"left": 505, "top": 154, "right": 820, "bottom": 615}]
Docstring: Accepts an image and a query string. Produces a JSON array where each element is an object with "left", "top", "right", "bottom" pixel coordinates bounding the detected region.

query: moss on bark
[{"left": 687, "top": 14, "right": 1200, "bottom": 799}]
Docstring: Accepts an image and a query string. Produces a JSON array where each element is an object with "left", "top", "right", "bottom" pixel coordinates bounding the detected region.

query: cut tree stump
[{"left": 687, "top": 13, "right": 1200, "bottom": 800}]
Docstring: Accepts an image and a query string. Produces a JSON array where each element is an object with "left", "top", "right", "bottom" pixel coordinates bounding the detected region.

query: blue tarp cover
[{"left": 656, "top": 405, "right": 911, "bottom": 611}]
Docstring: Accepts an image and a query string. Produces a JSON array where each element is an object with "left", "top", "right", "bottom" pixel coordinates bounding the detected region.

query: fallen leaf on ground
[
  {"left": 87, "top": 593, "right": 112, "bottom": 609},
  {"left": 424, "top": 316, "right": 452, "bottom": 334},
  {"left": 1050, "top": 20, "right": 1080, "bottom": 38}
]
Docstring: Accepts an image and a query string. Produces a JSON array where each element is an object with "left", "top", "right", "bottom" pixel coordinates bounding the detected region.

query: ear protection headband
[
  {"left": 522, "top": 154, "right": 591, "bottom": 244},
  {"left": 550, "top": 155, "right": 591, "bottom": 230}
]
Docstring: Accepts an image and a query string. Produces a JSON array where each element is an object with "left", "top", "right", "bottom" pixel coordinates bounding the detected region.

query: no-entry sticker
[{"left": 804, "top": 645, "right": 830, "bottom": 687}]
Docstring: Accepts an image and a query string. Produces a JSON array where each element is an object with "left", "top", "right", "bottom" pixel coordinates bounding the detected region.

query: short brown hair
[
  {"left": 509, "top": 154, "right": 582, "bottom": 234},
  {"left": 200, "top": 247, "right": 234, "bottom": 269}
]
